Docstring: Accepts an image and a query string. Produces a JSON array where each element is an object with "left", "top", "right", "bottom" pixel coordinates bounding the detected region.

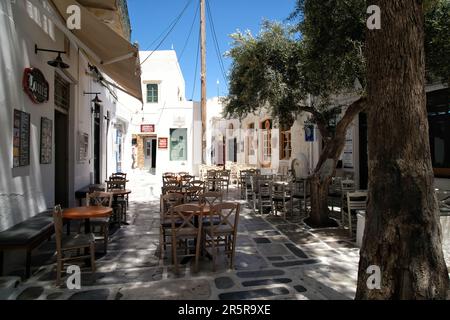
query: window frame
[
  {"left": 279, "top": 127, "right": 292, "bottom": 160},
  {"left": 260, "top": 119, "right": 272, "bottom": 167},
  {"left": 146, "top": 83, "right": 159, "bottom": 103}
]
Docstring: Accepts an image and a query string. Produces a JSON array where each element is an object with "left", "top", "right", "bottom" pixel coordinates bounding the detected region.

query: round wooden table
[{"left": 63, "top": 206, "right": 113, "bottom": 233}]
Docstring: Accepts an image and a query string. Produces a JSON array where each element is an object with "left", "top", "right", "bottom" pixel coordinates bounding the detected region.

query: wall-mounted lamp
[
  {"left": 35, "top": 45, "right": 69, "bottom": 69},
  {"left": 84, "top": 92, "right": 103, "bottom": 104}
]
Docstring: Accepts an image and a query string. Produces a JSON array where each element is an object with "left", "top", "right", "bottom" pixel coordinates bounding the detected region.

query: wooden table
[{"left": 63, "top": 206, "right": 113, "bottom": 233}]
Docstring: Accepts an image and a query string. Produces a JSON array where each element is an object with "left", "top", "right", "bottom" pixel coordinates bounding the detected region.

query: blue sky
[{"left": 127, "top": 0, "right": 298, "bottom": 101}]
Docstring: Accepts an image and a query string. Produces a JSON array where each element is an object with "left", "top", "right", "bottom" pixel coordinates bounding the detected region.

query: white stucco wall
[
  {"left": 0, "top": 0, "right": 120, "bottom": 231},
  {"left": 120, "top": 50, "right": 201, "bottom": 176}
]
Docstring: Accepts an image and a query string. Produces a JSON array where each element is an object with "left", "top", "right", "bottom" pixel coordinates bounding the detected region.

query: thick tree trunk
[
  {"left": 308, "top": 174, "right": 334, "bottom": 227},
  {"left": 356, "top": 0, "right": 449, "bottom": 299}
]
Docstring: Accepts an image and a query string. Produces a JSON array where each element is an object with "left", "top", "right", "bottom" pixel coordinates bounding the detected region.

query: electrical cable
[
  {"left": 206, "top": 0, "right": 228, "bottom": 88},
  {"left": 140, "top": 0, "right": 193, "bottom": 66},
  {"left": 179, "top": 0, "right": 201, "bottom": 62}
]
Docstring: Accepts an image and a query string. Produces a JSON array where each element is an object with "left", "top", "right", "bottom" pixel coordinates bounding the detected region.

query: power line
[
  {"left": 179, "top": 0, "right": 201, "bottom": 62},
  {"left": 206, "top": 0, "right": 228, "bottom": 89},
  {"left": 140, "top": 0, "right": 193, "bottom": 66}
]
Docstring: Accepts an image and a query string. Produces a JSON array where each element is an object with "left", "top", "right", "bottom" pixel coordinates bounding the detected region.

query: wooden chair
[
  {"left": 238, "top": 170, "right": 251, "bottom": 198},
  {"left": 344, "top": 191, "right": 368, "bottom": 238},
  {"left": 217, "top": 170, "right": 231, "bottom": 192},
  {"left": 257, "top": 180, "right": 273, "bottom": 214},
  {"left": 53, "top": 205, "right": 96, "bottom": 286},
  {"left": 340, "top": 180, "right": 356, "bottom": 224},
  {"left": 106, "top": 180, "right": 127, "bottom": 224},
  {"left": 170, "top": 204, "right": 203, "bottom": 274},
  {"left": 272, "top": 183, "right": 292, "bottom": 219},
  {"left": 291, "top": 179, "right": 310, "bottom": 216},
  {"left": 159, "top": 193, "right": 184, "bottom": 259},
  {"left": 86, "top": 192, "right": 113, "bottom": 253},
  {"left": 203, "top": 203, "right": 240, "bottom": 271}
]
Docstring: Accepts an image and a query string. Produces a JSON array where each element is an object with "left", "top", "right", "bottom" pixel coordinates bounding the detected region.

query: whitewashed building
[
  {"left": 121, "top": 50, "right": 202, "bottom": 176},
  {"left": 0, "top": 0, "right": 141, "bottom": 232}
]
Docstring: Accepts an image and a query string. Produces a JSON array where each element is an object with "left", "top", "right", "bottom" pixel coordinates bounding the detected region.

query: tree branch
[
  {"left": 334, "top": 97, "right": 367, "bottom": 140},
  {"left": 298, "top": 105, "right": 331, "bottom": 139}
]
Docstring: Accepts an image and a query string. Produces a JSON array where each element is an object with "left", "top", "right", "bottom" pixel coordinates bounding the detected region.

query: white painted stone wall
[
  {"left": 0, "top": 0, "right": 119, "bottom": 231},
  {"left": 120, "top": 51, "right": 201, "bottom": 176}
]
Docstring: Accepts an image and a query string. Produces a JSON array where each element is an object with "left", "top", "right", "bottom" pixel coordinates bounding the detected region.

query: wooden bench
[{"left": 0, "top": 211, "right": 54, "bottom": 279}]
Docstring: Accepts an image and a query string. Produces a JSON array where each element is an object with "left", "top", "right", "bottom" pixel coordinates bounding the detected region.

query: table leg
[
  {"left": 84, "top": 218, "right": 92, "bottom": 266},
  {"left": 85, "top": 218, "right": 91, "bottom": 234}
]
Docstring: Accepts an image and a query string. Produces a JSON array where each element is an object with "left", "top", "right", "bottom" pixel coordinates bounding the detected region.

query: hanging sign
[
  {"left": 305, "top": 125, "right": 315, "bottom": 142},
  {"left": 23, "top": 68, "right": 49, "bottom": 104},
  {"left": 141, "top": 124, "right": 155, "bottom": 133},
  {"left": 158, "top": 137, "right": 168, "bottom": 149}
]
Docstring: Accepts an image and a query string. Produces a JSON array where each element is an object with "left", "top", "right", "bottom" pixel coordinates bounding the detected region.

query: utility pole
[{"left": 200, "top": 0, "right": 207, "bottom": 164}]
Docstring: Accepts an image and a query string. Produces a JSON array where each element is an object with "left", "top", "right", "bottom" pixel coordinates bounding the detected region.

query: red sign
[
  {"left": 23, "top": 68, "right": 49, "bottom": 104},
  {"left": 141, "top": 124, "right": 155, "bottom": 133},
  {"left": 158, "top": 137, "right": 168, "bottom": 149}
]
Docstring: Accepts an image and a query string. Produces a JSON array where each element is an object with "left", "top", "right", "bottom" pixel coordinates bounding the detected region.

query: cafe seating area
[{"left": 159, "top": 171, "right": 241, "bottom": 273}]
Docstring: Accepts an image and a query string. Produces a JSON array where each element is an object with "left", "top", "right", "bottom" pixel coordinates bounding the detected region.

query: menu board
[
  {"left": 40, "top": 117, "right": 52, "bottom": 164},
  {"left": 158, "top": 137, "right": 168, "bottom": 149},
  {"left": 13, "top": 109, "right": 30, "bottom": 167},
  {"left": 343, "top": 128, "right": 354, "bottom": 169}
]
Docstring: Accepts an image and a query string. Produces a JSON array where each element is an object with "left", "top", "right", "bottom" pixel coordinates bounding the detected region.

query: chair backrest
[
  {"left": 209, "top": 203, "right": 240, "bottom": 233},
  {"left": 258, "top": 180, "right": 273, "bottom": 197},
  {"left": 163, "top": 172, "right": 176, "bottom": 178},
  {"left": 106, "top": 180, "right": 126, "bottom": 191},
  {"left": 291, "top": 179, "right": 308, "bottom": 196},
  {"left": 273, "top": 182, "right": 291, "bottom": 196},
  {"left": 111, "top": 172, "right": 127, "bottom": 180},
  {"left": 341, "top": 180, "right": 355, "bottom": 193},
  {"left": 185, "top": 186, "right": 204, "bottom": 202},
  {"left": 207, "top": 170, "right": 216, "bottom": 178},
  {"left": 347, "top": 191, "right": 368, "bottom": 211},
  {"left": 178, "top": 172, "right": 189, "bottom": 177},
  {"left": 163, "top": 179, "right": 180, "bottom": 188},
  {"left": 189, "top": 180, "right": 205, "bottom": 188},
  {"left": 171, "top": 204, "right": 203, "bottom": 231},
  {"left": 199, "top": 191, "right": 223, "bottom": 206},
  {"left": 161, "top": 186, "right": 181, "bottom": 195},
  {"left": 180, "top": 175, "right": 195, "bottom": 185},
  {"left": 162, "top": 193, "right": 184, "bottom": 215},
  {"left": 86, "top": 192, "right": 113, "bottom": 208},
  {"left": 53, "top": 205, "right": 63, "bottom": 253}
]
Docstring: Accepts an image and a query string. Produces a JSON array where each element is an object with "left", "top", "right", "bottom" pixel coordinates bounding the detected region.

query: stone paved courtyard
[{"left": 0, "top": 170, "right": 361, "bottom": 300}]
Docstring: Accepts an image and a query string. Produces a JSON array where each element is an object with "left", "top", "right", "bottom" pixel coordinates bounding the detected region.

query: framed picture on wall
[
  {"left": 40, "top": 117, "right": 52, "bottom": 164},
  {"left": 78, "top": 132, "right": 89, "bottom": 163},
  {"left": 13, "top": 109, "right": 30, "bottom": 168}
]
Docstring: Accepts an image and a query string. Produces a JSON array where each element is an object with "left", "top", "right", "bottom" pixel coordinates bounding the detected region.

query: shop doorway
[
  {"left": 144, "top": 137, "right": 157, "bottom": 174},
  {"left": 55, "top": 110, "right": 69, "bottom": 208}
]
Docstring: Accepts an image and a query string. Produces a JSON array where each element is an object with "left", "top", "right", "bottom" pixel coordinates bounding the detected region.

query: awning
[
  {"left": 76, "top": 0, "right": 117, "bottom": 10},
  {"left": 51, "top": 0, "right": 142, "bottom": 102}
]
